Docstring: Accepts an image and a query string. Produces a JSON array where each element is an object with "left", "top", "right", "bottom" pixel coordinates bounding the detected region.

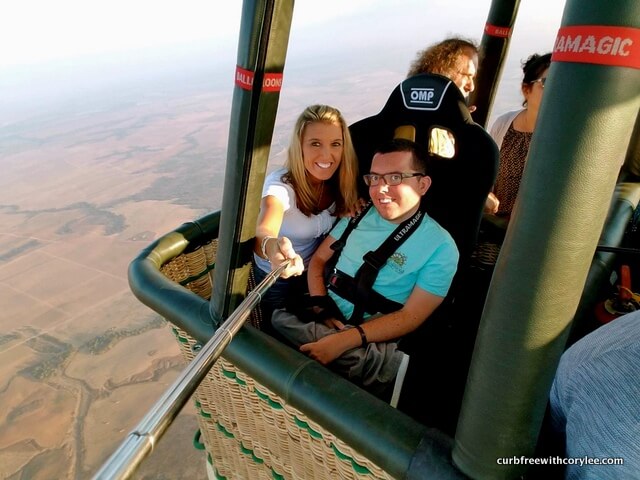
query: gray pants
[{"left": 271, "top": 309, "right": 404, "bottom": 387}]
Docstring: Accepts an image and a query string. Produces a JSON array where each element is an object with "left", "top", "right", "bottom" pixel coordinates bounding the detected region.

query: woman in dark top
[{"left": 485, "top": 52, "right": 552, "bottom": 218}]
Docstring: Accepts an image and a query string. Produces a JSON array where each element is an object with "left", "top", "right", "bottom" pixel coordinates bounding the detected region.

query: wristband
[
  {"left": 354, "top": 325, "right": 368, "bottom": 347},
  {"left": 261, "top": 236, "right": 277, "bottom": 259}
]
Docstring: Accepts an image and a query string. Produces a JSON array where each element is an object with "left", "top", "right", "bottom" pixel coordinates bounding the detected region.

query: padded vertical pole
[
  {"left": 453, "top": 0, "right": 640, "bottom": 477},
  {"left": 210, "top": 0, "right": 294, "bottom": 322},
  {"left": 471, "top": 0, "right": 521, "bottom": 127}
]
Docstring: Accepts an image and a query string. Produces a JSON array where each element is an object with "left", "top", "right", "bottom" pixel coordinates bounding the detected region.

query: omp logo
[
  {"left": 409, "top": 88, "right": 436, "bottom": 104},
  {"left": 401, "top": 78, "right": 449, "bottom": 110},
  {"left": 552, "top": 26, "right": 640, "bottom": 69}
]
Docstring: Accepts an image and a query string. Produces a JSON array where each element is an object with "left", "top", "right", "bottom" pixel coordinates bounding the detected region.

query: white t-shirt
[{"left": 254, "top": 168, "right": 336, "bottom": 273}]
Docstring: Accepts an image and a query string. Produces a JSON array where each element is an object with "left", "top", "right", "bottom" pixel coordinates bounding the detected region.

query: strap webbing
[
  {"left": 349, "top": 207, "right": 426, "bottom": 324},
  {"left": 327, "top": 269, "right": 402, "bottom": 315},
  {"left": 323, "top": 201, "right": 373, "bottom": 280},
  {"left": 324, "top": 203, "right": 426, "bottom": 325}
]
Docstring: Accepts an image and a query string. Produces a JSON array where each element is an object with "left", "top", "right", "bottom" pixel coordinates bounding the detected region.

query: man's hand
[
  {"left": 323, "top": 318, "right": 345, "bottom": 330},
  {"left": 484, "top": 192, "right": 500, "bottom": 214},
  {"left": 300, "top": 329, "right": 355, "bottom": 365}
]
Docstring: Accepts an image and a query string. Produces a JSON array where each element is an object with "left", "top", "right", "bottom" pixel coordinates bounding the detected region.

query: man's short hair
[{"left": 374, "top": 138, "right": 429, "bottom": 174}]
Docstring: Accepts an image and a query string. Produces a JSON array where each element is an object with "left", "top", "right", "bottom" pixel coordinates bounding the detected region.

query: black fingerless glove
[{"left": 308, "top": 295, "right": 345, "bottom": 323}]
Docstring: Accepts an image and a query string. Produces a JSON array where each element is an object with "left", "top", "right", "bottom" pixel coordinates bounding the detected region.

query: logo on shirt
[{"left": 388, "top": 252, "right": 407, "bottom": 273}]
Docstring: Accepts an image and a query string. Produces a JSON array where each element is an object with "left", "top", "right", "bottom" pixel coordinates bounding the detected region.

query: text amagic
[{"left": 552, "top": 26, "right": 640, "bottom": 69}]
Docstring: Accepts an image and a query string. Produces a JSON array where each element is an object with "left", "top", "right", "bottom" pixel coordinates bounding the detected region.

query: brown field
[
  {"left": 0, "top": 80, "right": 234, "bottom": 479},
  {"left": 0, "top": 52, "right": 409, "bottom": 478}
]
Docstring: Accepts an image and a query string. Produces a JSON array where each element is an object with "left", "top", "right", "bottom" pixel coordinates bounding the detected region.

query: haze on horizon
[{"left": 1, "top": 0, "right": 565, "bottom": 122}]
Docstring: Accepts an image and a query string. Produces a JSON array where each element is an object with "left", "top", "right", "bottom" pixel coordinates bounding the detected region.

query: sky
[
  {"left": 0, "top": 1, "right": 241, "bottom": 68},
  {"left": 1, "top": 0, "right": 566, "bottom": 66},
  {"left": 1, "top": 0, "right": 566, "bottom": 118}
]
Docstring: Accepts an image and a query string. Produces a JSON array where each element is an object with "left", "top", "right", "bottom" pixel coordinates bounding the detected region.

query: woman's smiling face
[{"left": 301, "top": 121, "right": 343, "bottom": 182}]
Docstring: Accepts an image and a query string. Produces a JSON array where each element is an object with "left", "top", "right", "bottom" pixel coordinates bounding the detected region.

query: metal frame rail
[{"left": 92, "top": 261, "right": 290, "bottom": 480}]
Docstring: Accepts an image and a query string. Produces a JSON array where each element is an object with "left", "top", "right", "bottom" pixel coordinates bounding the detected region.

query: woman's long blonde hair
[{"left": 283, "top": 104, "right": 359, "bottom": 216}]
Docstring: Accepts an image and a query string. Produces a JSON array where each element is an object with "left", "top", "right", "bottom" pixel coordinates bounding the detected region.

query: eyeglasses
[
  {"left": 531, "top": 77, "right": 547, "bottom": 87},
  {"left": 363, "top": 172, "right": 425, "bottom": 187}
]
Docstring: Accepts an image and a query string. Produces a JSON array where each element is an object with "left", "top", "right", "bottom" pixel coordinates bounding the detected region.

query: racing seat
[{"left": 349, "top": 73, "right": 499, "bottom": 434}]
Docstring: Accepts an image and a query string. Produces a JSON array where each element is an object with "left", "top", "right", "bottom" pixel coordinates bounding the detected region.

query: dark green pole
[
  {"left": 471, "top": 0, "right": 521, "bottom": 127},
  {"left": 210, "top": 0, "right": 294, "bottom": 322},
  {"left": 453, "top": 0, "right": 640, "bottom": 477}
]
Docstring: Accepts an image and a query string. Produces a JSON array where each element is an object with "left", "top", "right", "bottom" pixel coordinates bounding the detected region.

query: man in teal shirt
[{"left": 273, "top": 139, "right": 459, "bottom": 390}]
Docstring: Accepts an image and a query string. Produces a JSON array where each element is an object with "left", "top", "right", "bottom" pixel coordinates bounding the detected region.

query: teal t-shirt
[{"left": 328, "top": 208, "right": 459, "bottom": 320}]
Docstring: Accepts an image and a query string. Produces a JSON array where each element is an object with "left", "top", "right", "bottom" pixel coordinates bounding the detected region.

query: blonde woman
[{"left": 253, "top": 104, "right": 359, "bottom": 327}]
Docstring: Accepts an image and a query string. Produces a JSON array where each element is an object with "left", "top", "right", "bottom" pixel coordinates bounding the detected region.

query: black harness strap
[
  {"left": 323, "top": 201, "right": 373, "bottom": 281},
  {"left": 327, "top": 268, "right": 402, "bottom": 315},
  {"left": 326, "top": 204, "right": 426, "bottom": 325},
  {"left": 349, "top": 207, "right": 425, "bottom": 324}
]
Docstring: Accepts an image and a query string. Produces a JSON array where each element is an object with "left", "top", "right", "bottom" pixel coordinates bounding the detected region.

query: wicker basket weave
[
  {"left": 160, "top": 240, "right": 393, "bottom": 479},
  {"left": 470, "top": 241, "right": 501, "bottom": 268}
]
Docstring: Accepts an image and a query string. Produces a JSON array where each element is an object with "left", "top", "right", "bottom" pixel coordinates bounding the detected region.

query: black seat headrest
[{"left": 349, "top": 73, "right": 499, "bottom": 261}]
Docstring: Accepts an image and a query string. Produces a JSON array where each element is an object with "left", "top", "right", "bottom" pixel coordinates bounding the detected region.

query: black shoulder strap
[
  {"left": 349, "top": 207, "right": 426, "bottom": 324},
  {"left": 323, "top": 201, "right": 373, "bottom": 280}
]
